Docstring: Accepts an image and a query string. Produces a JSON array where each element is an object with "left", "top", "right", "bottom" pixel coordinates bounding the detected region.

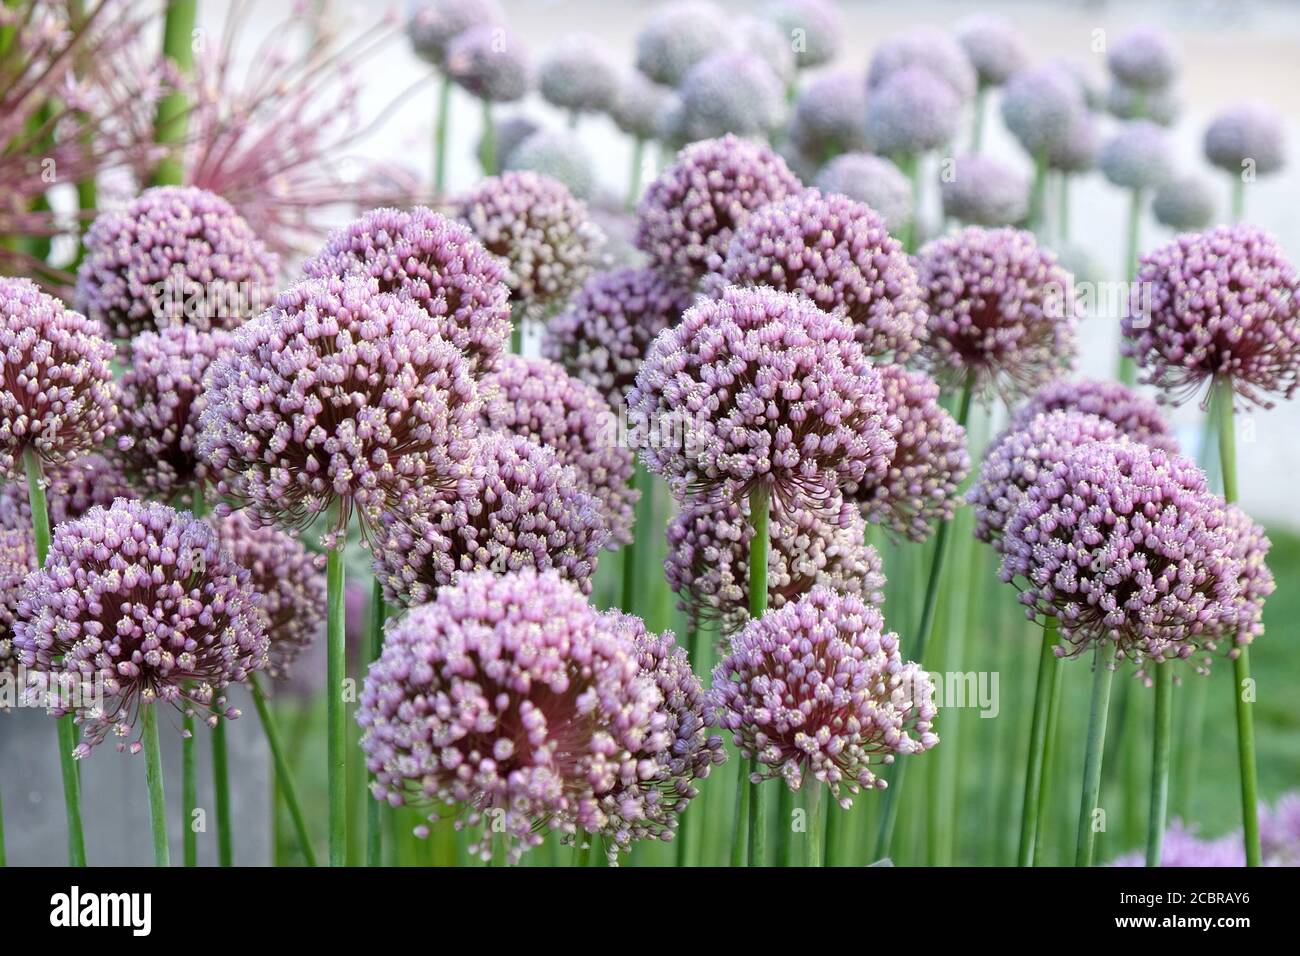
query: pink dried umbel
[
  {"left": 197, "top": 276, "right": 480, "bottom": 541},
  {"left": 0, "top": 527, "right": 35, "bottom": 692},
  {"left": 371, "top": 432, "right": 607, "bottom": 607},
  {"left": 718, "top": 189, "right": 926, "bottom": 362},
  {"left": 629, "top": 285, "right": 895, "bottom": 509},
  {"left": 302, "top": 206, "right": 511, "bottom": 377},
  {"left": 76, "top": 186, "right": 278, "bottom": 340},
  {"left": 356, "top": 568, "right": 666, "bottom": 864},
  {"left": 12, "top": 500, "right": 268, "bottom": 754},
  {"left": 917, "top": 227, "right": 1079, "bottom": 402},
  {"left": 1123, "top": 224, "right": 1300, "bottom": 409},
  {"left": 481, "top": 356, "right": 635, "bottom": 548},
  {"left": 667, "top": 495, "right": 884, "bottom": 634},
  {"left": 1008, "top": 378, "right": 1179, "bottom": 455},
  {"left": 635, "top": 135, "right": 802, "bottom": 287},
  {"left": 0, "top": 453, "right": 133, "bottom": 532},
  {"left": 445, "top": 24, "right": 530, "bottom": 103},
  {"left": 0, "top": 278, "right": 118, "bottom": 480},
  {"left": 711, "top": 586, "right": 938, "bottom": 802}
]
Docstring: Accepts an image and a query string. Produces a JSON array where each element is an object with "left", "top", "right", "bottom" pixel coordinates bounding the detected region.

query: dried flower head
[
  {"left": 814, "top": 153, "right": 913, "bottom": 232},
  {"left": 444, "top": 24, "right": 530, "bottom": 103},
  {"left": 0, "top": 453, "right": 133, "bottom": 531},
  {"left": 867, "top": 27, "right": 976, "bottom": 102},
  {"left": 505, "top": 129, "right": 598, "bottom": 200},
  {"left": 1099, "top": 120, "right": 1174, "bottom": 191},
  {"left": 407, "top": 0, "right": 503, "bottom": 67},
  {"left": 956, "top": 14, "right": 1029, "bottom": 88},
  {"left": 1009, "top": 378, "right": 1179, "bottom": 454},
  {"left": 940, "top": 154, "right": 1030, "bottom": 227},
  {"left": 787, "top": 71, "right": 871, "bottom": 163},
  {"left": 1000, "top": 64, "right": 1086, "bottom": 158},
  {"left": 538, "top": 34, "right": 619, "bottom": 115},
  {"left": 1106, "top": 25, "right": 1180, "bottom": 92},
  {"left": 635, "top": 1, "right": 729, "bottom": 87},
  {"left": 865, "top": 67, "right": 962, "bottom": 157},
  {"left": 661, "top": 50, "right": 786, "bottom": 146},
  {"left": 1204, "top": 102, "right": 1287, "bottom": 178},
  {"left": 1152, "top": 175, "right": 1216, "bottom": 232}
]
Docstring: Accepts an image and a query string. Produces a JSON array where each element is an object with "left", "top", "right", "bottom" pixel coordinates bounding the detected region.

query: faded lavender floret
[
  {"left": 1107, "top": 82, "right": 1181, "bottom": 126},
  {"left": 635, "top": 1, "right": 729, "bottom": 88},
  {"left": 481, "top": 356, "right": 635, "bottom": 547},
  {"left": 303, "top": 206, "right": 511, "bottom": 378},
  {"left": 444, "top": 24, "right": 530, "bottom": 103},
  {"left": 1099, "top": 120, "right": 1174, "bottom": 191},
  {"left": 371, "top": 431, "right": 606, "bottom": 606},
  {"left": 956, "top": 14, "right": 1029, "bottom": 88},
  {"left": 850, "top": 365, "right": 969, "bottom": 543},
  {"left": 814, "top": 153, "right": 913, "bottom": 231},
  {"left": 0, "top": 453, "right": 133, "bottom": 531},
  {"left": 356, "top": 568, "right": 665, "bottom": 863},
  {"left": 1107, "top": 25, "right": 1180, "bottom": 92},
  {"left": 210, "top": 510, "right": 324, "bottom": 682},
  {"left": 788, "top": 71, "right": 871, "bottom": 162},
  {"left": 865, "top": 67, "right": 962, "bottom": 157},
  {"left": 1000, "top": 64, "right": 1086, "bottom": 158},
  {"left": 13, "top": 499, "right": 267, "bottom": 754},
  {"left": 505, "top": 129, "right": 597, "bottom": 200},
  {"left": 0, "top": 278, "right": 118, "bottom": 480},
  {"left": 538, "top": 35, "right": 619, "bottom": 115},
  {"left": 1123, "top": 224, "right": 1300, "bottom": 408},
  {"left": 718, "top": 188, "right": 926, "bottom": 362},
  {"left": 917, "top": 227, "right": 1079, "bottom": 401},
  {"left": 763, "top": 0, "right": 841, "bottom": 69},
  {"left": 1152, "top": 175, "right": 1216, "bottom": 231},
  {"left": 710, "top": 586, "right": 938, "bottom": 802},
  {"left": 866, "top": 27, "right": 976, "bottom": 102},
  {"left": 483, "top": 115, "right": 541, "bottom": 170},
  {"left": 76, "top": 186, "right": 278, "bottom": 340},
  {"left": 542, "top": 267, "right": 695, "bottom": 409},
  {"left": 940, "top": 154, "right": 1030, "bottom": 227},
  {"left": 1047, "top": 111, "right": 1101, "bottom": 174},
  {"left": 115, "top": 327, "right": 232, "bottom": 499},
  {"left": 663, "top": 50, "right": 786, "bottom": 146},
  {"left": 610, "top": 71, "right": 671, "bottom": 141},
  {"left": 1111, "top": 821, "right": 1245, "bottom": 867},
  {"left": 635, "top": 135, "right": 802, "bottom": 285},
  {"left": 407, "top": 0, "right": 503, "bottom": 67},
  {"left": 629, "top": 285, "right": 895, "bottom": 507},
  {"left": 197, "top": 276, "right": 480, "bottom": 540},
  {"left": 0, "top": 527, "right": 34, "bottom": 690},
  {"left": 1204, "top": 102, "right": 1287, "bottom": 177},
  {"left": 453, "top": 171, "right": 603, "bottom": 318},
  {"left": 1008, "top": 378, "right": 1179, "bottom": 454}
]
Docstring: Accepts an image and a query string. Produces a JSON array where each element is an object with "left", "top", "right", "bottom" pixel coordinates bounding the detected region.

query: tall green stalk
[
  {"left": 970, "top": 86, "right": 987, "bottom": 153},
  {"left": 182, "top": 711, "right": 196, "bottom": 866},
  {"left": 211, "top": 719, "right": 232, "bottom": 865},
  {"left": 478, "top": 98, "right": 496, "bottom": 176},
  {"left": 626, "top": 137, "right": 645, "bottom": 211},
  {"left": 746, "top": 485, "right": 770, "bottom": 867},
  {"left": 365, "top": 577, "right": 386, "bottom": 867},
  {"left": 899, "top": 153, "right": 922, "bottom": 254},
  {"left": 326, "top": 515, "right": 348, "bottom": 866},
  {"left": 1230, "top": 175, "right": 1245, "bottom": 223},
  {"left": 1146, "top": 661, "right": 1173, "bottom": 866},
  {"left": 433, "top": 73, "right": 452, "bottom": 195},
  {"left": 804, "top": 783, "right": 825, "bottom": 867},
  {"left": 1028, "top": 151, "right": 1049, "bottom": 234},
  {"left": 1033, "top": 646, "right": 1065, "bottom": 866},
  {"left": 150, "top": 0, "right": 199, "bottom": 187},
  {"left": 250, "top": 676, "right": 317, "bottom": 866},
  {"left": 186, "top": 485, "right": 207, "bottom": 865},
  {"left": 1018, "top": 619, "right": 1060, "bottom": 866},
  {"left": 1075, "top": 641, "right": 1117, "bottom": 867},
  {"left": 142, "top": 704, "right": 170, "bottom": 866},
  {"left": 1058, "top": 174, "right": 1071, "bottom": 243},
  {"left": 1117, "top": 188, "right": 1145, "bottom": 386}
]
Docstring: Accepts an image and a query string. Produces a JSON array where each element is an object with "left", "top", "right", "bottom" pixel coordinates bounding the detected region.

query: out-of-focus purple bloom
[
  {"left": 505, "top": 129, "right": 597, "bottom": 200},
  {"left": 814, "top": 153, "right": 913, "bottom": 232},
  {"left": 1152, "top": 175, "right": 1216, "bottom": 231},
  {"left": 407, "top": 0, "right": 503, "bottom": 67},
  {"left": 1047, "top": 111, "right": 1101, "bottom": 174},
  {"left": 1100, "top": 120, "right": 1174, "bottom": 191},
  {"left": 661, "top": 50, "right": 786, "bottom": 146},
  {"left": 1261, "top": 792, "right": 1300, "bottom": 866},
  {"left": 865, "top": 67, "right": 962, "bottom": 156},
  {"left": 956, "top": 14, "right": 1029, "bottom": 88},
  {"left": 867, "top": 27, "right": 976, "bottom": 102},
  {"left": 445, "top": 24, "right": 530, "bottom": 102},
  {"left": 1111, "top": 821, "right": 1245, "bottom": 867},
  {"left": 1000, "top": 64, "right": 1086, "bottom": 158},
  {"left": 788, "top": 71, "right": 870, "bottom": 162},
  {"left": 538, "top": 34, "right": 619, "bottom": 115},
  {"left": 1107, "top": 82, "right": 1181, "bottom": 126},
  {"left": 635, "top": 1, "right": 729, "bottom": 87},
  {"left": 1204, "top": 102, "right": 1287, "bottom": 177},
  {"left": 738, "top": 17, "right": 797, "bottom": 88},
  {"left": 609, "top": 71, "right": 672, "bottom": 141},
  {"left": 1047, "top": 57, "right": 1107, "bottom": 111},
  {"left": 940, "top": 154, "right": 1030, "bottom": 226},
  {"left": 1008, "top": 378, "right": 1179, "bottom": 454},
  {"left": 763, "top": 0, "right": 842, "bottom": 70},
  {"left": 0, "top": 527, "right": 34, "bottom": 693},
  {"left": 0, "top": 453, "right": 133, "bottom": 531},
  {"left": 482, "top": 114, "right": 541, "bottom": 170},
  {"left": 1106, "top": 26, "right": 1180, "bottom": 92}
]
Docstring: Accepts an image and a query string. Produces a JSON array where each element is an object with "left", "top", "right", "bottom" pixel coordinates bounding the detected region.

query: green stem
[
  {"left": 434, "top": 73, "right": 452, "bottom": 195},
  {"left": 776, "top": 786, "right": 796, "bottom": 866},
  {"left": 1175, "top": 673, "right": 1208, "bottom": 820},
  {"left": 970, "top": 86, "right": 986, "bottom": 153},
  {"left": 212, "top": 718, "right": 232, "bottom": 865},
  {"left": 1125, "top": 187, "right": 1143, "bottom": 282},
  {"left": 626, "top": 137, "right": 645, "bottom": 212},
  {"left": 1028, "top": 150, "right": 1049, "bottom": 233},
  {"left": 327, "top": 521, "right": 348, "bottom": 866},
  {"left": 1230, "top": 175, "right": 1245, "bottom": 223},
  {"left": 746, "top": 757, "right": 766, "bottom": 867},
  {"left": 900, "top": 153, "right": 922, "bottom": 254},
  {"left": 1018, "top": 619, "right": 1060, "bottom": 866},
  {"left": 573, "top": 839, "right": 592, "bottom": 867},
  {"left": 24, "top": 449, "right": 51, "bottom": 563},
  {"left": 251, "top": 676, "right": 318, "bottom": 866},
  {"left": 478, "top": 98, "right": 496, "bottom": 176},
  {"left": 1058, "top": 174, "right": 1070, "bottom": 243},
  {"left": 1033, "top": 641, "right": 1066, "bottom": 866},
  {"left": 365, "top": 577, "right": 386, "bottom": 867},
  {"left": 1146, "top": 661, "right": 1173, "bottom": 866},
  {"left": 142, "top": 704, "right": 170, "bottom": 867},
  {"left": 746, "top": 484, "right": 770, "bottom": 867},
  {"left": 0, "top": 786, "right": 5, "bottom": 866},
  {"left": 182, "top": 711, "right": 197, "bottom": 866},
  {"left": 804, "top": 783, "right": 825, "bottom": 867},
  {"left": 730, "top": 759, "right": 749, "bottom": 867},
  {"left": 150, "top": 0, "right": 199, "bottom": 187},
  {"left": 1075, "top": 641, "right": 1117, "bottom": 867}
]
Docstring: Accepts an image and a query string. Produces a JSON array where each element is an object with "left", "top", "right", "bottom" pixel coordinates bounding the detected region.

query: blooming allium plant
[
  {"left": 0, "top": 453, "right": 133, "bottom": 531},
  {"left": 1008, "top": 378, "right": 1178, "bottom": 454}
]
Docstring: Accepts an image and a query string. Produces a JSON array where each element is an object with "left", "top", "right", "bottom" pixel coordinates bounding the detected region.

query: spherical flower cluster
[
  {"left": 356, "top": 568, "right": 671, "bottom": 863},
  {"left": 629, "top": 285, "right": 895, "bottom": 507},
  {"left": 485, "top": 114, "right": 541, "bottom": 170},
  {"left": 849, "top": 364, "right": 970, "bottom": 542},
  {"left": 787, "top": 71, "right": 870, "bottom": 162},
  {"left": 710, "top": 586, "right": 938, "bottom": 801},
  {"left": 718, "top": 189, "right": 925, "bottom": 361},
  {"left": 737, "top": 17, "right": 796, "bottom": 88},
  {"left": 1261, "top": 792, "right": 1300, "bottom": 866},
  {"left": 198, "top": 276, "right": 480, "bottom": 538},
  {"left": 480, "top": 356, "right": 635, "bottom": 547},
  {"left": 939, "top": 154, "right": 1030, "bottom": 227},
  {"left": 1152, "top": 175, "right": 1216, "bottom": 231},
  {"left": 763, "top": 0, "right": 842, "bottom": 69},
  {"left": 661, "top": 50, "right": 786, "bottom": 145},
  {"left": 1047, "top": 111, "right": 1101, "bottom": 174},
  {"left": 505, "top": 129, "right": 597, "bottom": 200},
  {"left": 634, "top": 1, "right": 729, "bottom": 87},
  {"left": 1204, "top": 102, "right": 1287, "bottom": 177},
  {"left": 371, "top": 432, "right": 606, "bottom": 606},
  {"left": 814, "top": 153, "right": 913, "bottom": 231},
  {"left": 635, "top": 135, "right": 801, "bottom": 285},
  {"left": 1111, "top": 822, "right": 1245, "bottom": 867},
  {"left": 76, "top": 186, "right": 278, "bottom": 340},
  {"left": 610, "top": 70, "right": 671, "bottom": 141},
  {"left": 1008, "top": 378, "right": 1179, "bottom": 454},
  {"left": 453, "top": 171, "right": 603, "bottom": 318},
  {"left": 956, "top": 14, "right": 1029, "bottom": 88},
  {"left": 1000, "top": 64, "right": 1086, "bottom": 157},
  {"left": 917, "top": 227, "right": 1079, "bottom": 401},
  {"left": 0, "top": 278, "right": 117, "bottom": 479},
  {"left": 865, "top": 67, "right": 962, "bottom": 156},
  {"left": 1048, "top": 56, "right": 1107, "bottom": 110},
  {"left": 666, "top": 495, "right": 884, "bottom": 633},
  {"left": 866, "top": 27, "right": 976, "bottom": 102},
  {"left": 0, "top": 453, "right": 133, "bottom": 531},
  {"left": 302, "top": 206, "right": 511, "bottom": 378},
  {"left": 0, "top": 527, "right": 34, "bottom": 688},
  {"left": 1099, "top": 120, "right": 1174, "bottom": 191},
  {"left": 444, "top": 24, "right": 530, "bottom": 103},
  {"left": 1123, "top": 224, "right": 1300, "bottom": 408},
  {"left": 538, "top": 35, "right": 619, "bottom": 115},
  {"left": 13, "top": 499, "right": 267, "bottom": 753},
  {"left": 1107, "top": 82, "right": 1181, "bottom": 126},
  {"left": 1221, "top": 503, "right": 1273, "bottom": 652},
  {"left": 407, "top": 0, "right": 502, "bottom": 67},
  {"left": 1106, "top": 25, "right": 1180, "bottom": 92}
]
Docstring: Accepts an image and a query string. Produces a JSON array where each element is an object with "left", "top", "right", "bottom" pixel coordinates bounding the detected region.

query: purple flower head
[
  {"left": 505, "top": 129, "right": 597, "bottom": 200},
  {"left": 629, "top": 285, "right": 896, "bottom": 509},
  {"left": 850, "top": 365, "right": 970, "bottom": 542},
  {"left": 610, "top": 70, "right": 672, "bottom": 141},
  {"left": 0, "top": 527, "right": 35, "bottom": 692},
  {"left": 356, "top": 568, "right": 667, "bottom": 863},
  {"left": 1261, "top": 792, "right": 1300, "bottom": 866},
  {"left": 407, "top": 0, "right": 503, "bottom": 67},
  {"left": 635, "top": 1, "right": 729, "bottom": 87},
  {"left": 481, "top": 356, "right": 635, "bottom": 548},
  {"left": 1107, "top": 82, "right": 1181, "bottom": 126},
  {"left": 1152, "top": 175, "right": 1216, "bottom": 232},
  {"left": 76, "top": 186, "right": 278, "bottom": 340},
  {"left": 718, "top": 188, "right": 926, "bottom": 362},
  {"left": 302, "top": 206, "right": 512, "bottom": 378},
  {"left": 940, "top": 154, "right": 1030, "bottom": 227},
  {"left": 0, "top": 278, "right": 118, "bottom": 480},
  {"left": 1047, "top": 111, "right": 1101, "bottom": 174},
  {"left": 956, "top": 14, "right": 1029, "bottom": 88},
  {"left": 543, "top": 267, "right": 695, "bottom": 410},
  {"left": 1204, "top": 102, "right": 1287, "bottom": 177},
  {"left": 1047, "top": 57, "right": 1107, "bottom": 111},
  {"left": 738, "top": 17, "right": 797, "bottom": 87},
  {"left": 867, "top": 27, "right": 976, "bottom": 102},
  {"left": 197, "top": 276, "right": 480, "bottom": 542},
  {"left": 635, "top": 135, "right": 802, "bottom": 286},
  {"left": 1100, "top": 120, "right": 1174, "bottom": 191},
  {"left": 814, "top": 153, "right": 913, "bottom": 232},
  {"left": 1111, "top": 821, "right": 1245, "bottom": 867},
  {"left": 0, "top": 453, "right": 133, "bottom": 531},
  {"left": 538, "top": 34, "right": 619, "bottom": 115},
  {"left": 661, "top": 50, "right": 786, "bottom": 146},
  {"left": 667, "top": 494, "right": 885, "bottom": 634},
  {"left": 710, "top": 586, "right": 938, "bottom": 802},
  {"left": 865, "top": 67, "right": 962, "bottom": 157},
  {"left": 788, "top": 71, "right": 871, "bottom": 162},
  {"left": 444, "top": 24, "right": 530, "bottom": 103},
  {"left": 917, "top": 227, "right": 1079, "bottom": 402},
  {"left": 1000, "top": 64, "right": 1086, "bottom": 158},
  {"left": 13, "top": 500, "right": 268, "bottom": 754},
  {"left": 763, "top": 0, "right": 842, "bottom": 69},
  {"left": 1009, "top": 378, "right": 1179, "bottom": 454},
  {"left": 1107, "top": 26, "right": 1180, "bottom": 92},
  {"left": 1221, "top": 503, "right": 1274, "bottom": 653},
  {"left": 1123, "top": 224, "right": 1300, "bottom": 408},
  {"left": 484, "top": 114, "right": 541, "bottom": 170}
]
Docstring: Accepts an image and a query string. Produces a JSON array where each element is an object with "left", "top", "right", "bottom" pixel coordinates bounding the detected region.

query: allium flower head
[
  {"left": 1107, "top": 26, "right": 1180, "bottom": 91},
  {"left": 1111, "top": 821, "right": 1245, "bottom": 867},
  {"left": 1100, "top": 120, "right": 1174, "bottom": 191},
  {"left": 1107, "top": 82, "right": 1181, "bottom": 126},
  {"left": 763, "top": 0, "right": 842, "bottom": 69},
  {"left": 1153, "top": 175, "right": 1216, "bottom": 232},
  {"left": 444, "top": 24, "right": 530, "bottom": 103},
  {"left": 1008, "top": 378, "right": 1179, "bottom": 454},
  {"left": 505, "top": 129, "right": 597, "bottom": 200},
  {"left": 538, "top": 34, "right": 619, "bottom": 115},
  {"left": 407, "top": 0, "right": 503, "bottom": 67},
  {"left": 635, "top": 1, "right": 729, "bottom": 87},
  {"left": 865, "top": 67, "right": 962, "bottom": 157},
  {"left": 629, "top": 285, "right": 896, "bottom": 508},
  {"left": 814, "top": 153, "right": 913, "bottom": 232},
  {"left": 1261, "top": 792, "right": 1300, "bottom": 865},
  {"left": 737, "top": 17, "right": 797, "bottom": 87},
  {"left": 480, "top": 356, "right": 635, "bottom": 547},
  {"left": 303, "top": 206, "right": 511, "bottom": 378},
  {"left": 76, "top": 186, "right": 277, "bottom": 340},
  {"left": 0, "top": 527, "right": 34, "bottom": 690},
  {"left": 787, "top": 71, "right": 871, "bottom": 162},
  {"left": 662, "top": 50, "right": 786, "bottom": 146},
  {"left": 484, "top": 114, "right": 541, "bottom": 170},
  {"left": 867, "top": 27, "right": 976, "bottom": 102},
  {"left": 1000, "top": 65, "right": 1086, "bottom": 158},
  {"left": 940, "top": 154, "right": 1030, "bottom": 227},
  {"left": 198, "top": 276, "right": 480, "bottom": 539},
  {"left": 956, "top": 14, "right": 1029, "bottom": 88},
  {"left": 13, "top": 499, "right": 268, "bottom": 753},
  {"left": 1123, "top": 224, "right": 1300, "bottom": 408},
  {"left": 1048, "top": 56, "right": 1107, "bottom": 110},
  {"left": 0, "top": 278, "right": 117, "bottom": 479},
  {"left": 635, "top": 135, "right": 802, "bottom": 285},
  {"left": 718, "top": 188, "right": 926, "bottom": 361},
  {"left": 1047, "top": 111, "right": 1101, "bottom": 174},
  {"left": 609, "top": 71, "right": 672, "bottom": 141},
  {"left": 917, "top": 227, "right": 1079, "bottom": 401},
  {"left": 710, "top": 586, "right": 938, "bottom": 801},
  {"left": 0, "top": 453, "right": 133, "bottom": 532},
  {"left": 1204, "top": 102, "right": 1287, "bottom": 177}
]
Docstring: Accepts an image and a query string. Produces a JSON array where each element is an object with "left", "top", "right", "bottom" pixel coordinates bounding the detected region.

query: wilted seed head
[
  {"left": 787, "top": 71, "right": 870, "bottom": 162},
  {"left": 538, "top": 34, "right": 619, "bottom": 115},
  {"left": 609, "top": 70, "right": 672, "bottom": 141},
  {"left": 444, "top": 24, "right": 530, "bottom": 103},
  {"left": 76, "top": 186, "right": 278, "bottom": 340},
  {"left": 302, "top": 206, "right": 512, "bottom": 378},
  {"left": 867, "top": 27, "right": 976, "bottom": 102},
  {"left": 356, "top": 568, "right": 665, "bottom": 863},
  {"left": 763, "top": 0, "right": 841, "bottom": 69},
  {"left": 718, "top": 188, "right": 926, "bottom": 362},
  {"left": 504, "top": 129, "right": 597, "bottom": 200},
  {"left": 917, "top": 227, "right": 1080, "bottom": 402},
  {"left": 13, "top": 499, "right": 268, "bottom": 754},
  {"left": 1204, "top": 102, "right": 1287, "bottom": 177},
  {"left": 662, "top": 50, "right": 786, "bottom": 146},
  {"left": 1107, "top": 82, "right": 1181, "bottom": 126},
  {"left": 635, "top": 1, "right": 729, "bottom": 87},
  {"left": 197, "top": 275, "right": 480, "bottom": 541},
  {"left": 865, "top": 67, "right": 962, "bottom": 157},
  {"left": 956, "top": 14, "right": 1029, "bottom": 88},
  {"left": 1123, "top": 224, "right": 1300, "bottom": 408},
  {"left": 710, "top": 586, "right": 938, "bottom": 802},
  {"left": 407, "top": 0, "right": 503, "bottom": 67},
  {"left": 0, "top": 527, "right": 35, "bottom": 693},
  {"left": 1106, "top": 25, "right": 1180, "bottom": 92},
  {"left": 814, "top": 153, "right": 913, "bottom": 232},
  {"left": 1152, "top": 175, "right": 1216, "bottom": 232},
  {"left": 1008, "top": 378, "right": 1179, "bottom": 454},
  {"left": 940, "top": 153, "right": 1030, "bottom": 227},
  {"left": 0, "top": 278, "right": 117, "bottom": 480},
  {"left": 1099, "top": 120, "right": 1174, "bottom": 191},
  {"left": 635, "top": 135, "right": 802, "bottom": 286},
  {"left": 481, "top": 356, "right": 635, "bottom": 548},
  {"left": 1047, "top": 110, "right": 1101, "bottom": 174},
  {"left": 0, "top": 453, "right": 133, "bottom": 531},
  {"left": 1000, "top": 64, "right": 1086, "bottom": 158}
]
